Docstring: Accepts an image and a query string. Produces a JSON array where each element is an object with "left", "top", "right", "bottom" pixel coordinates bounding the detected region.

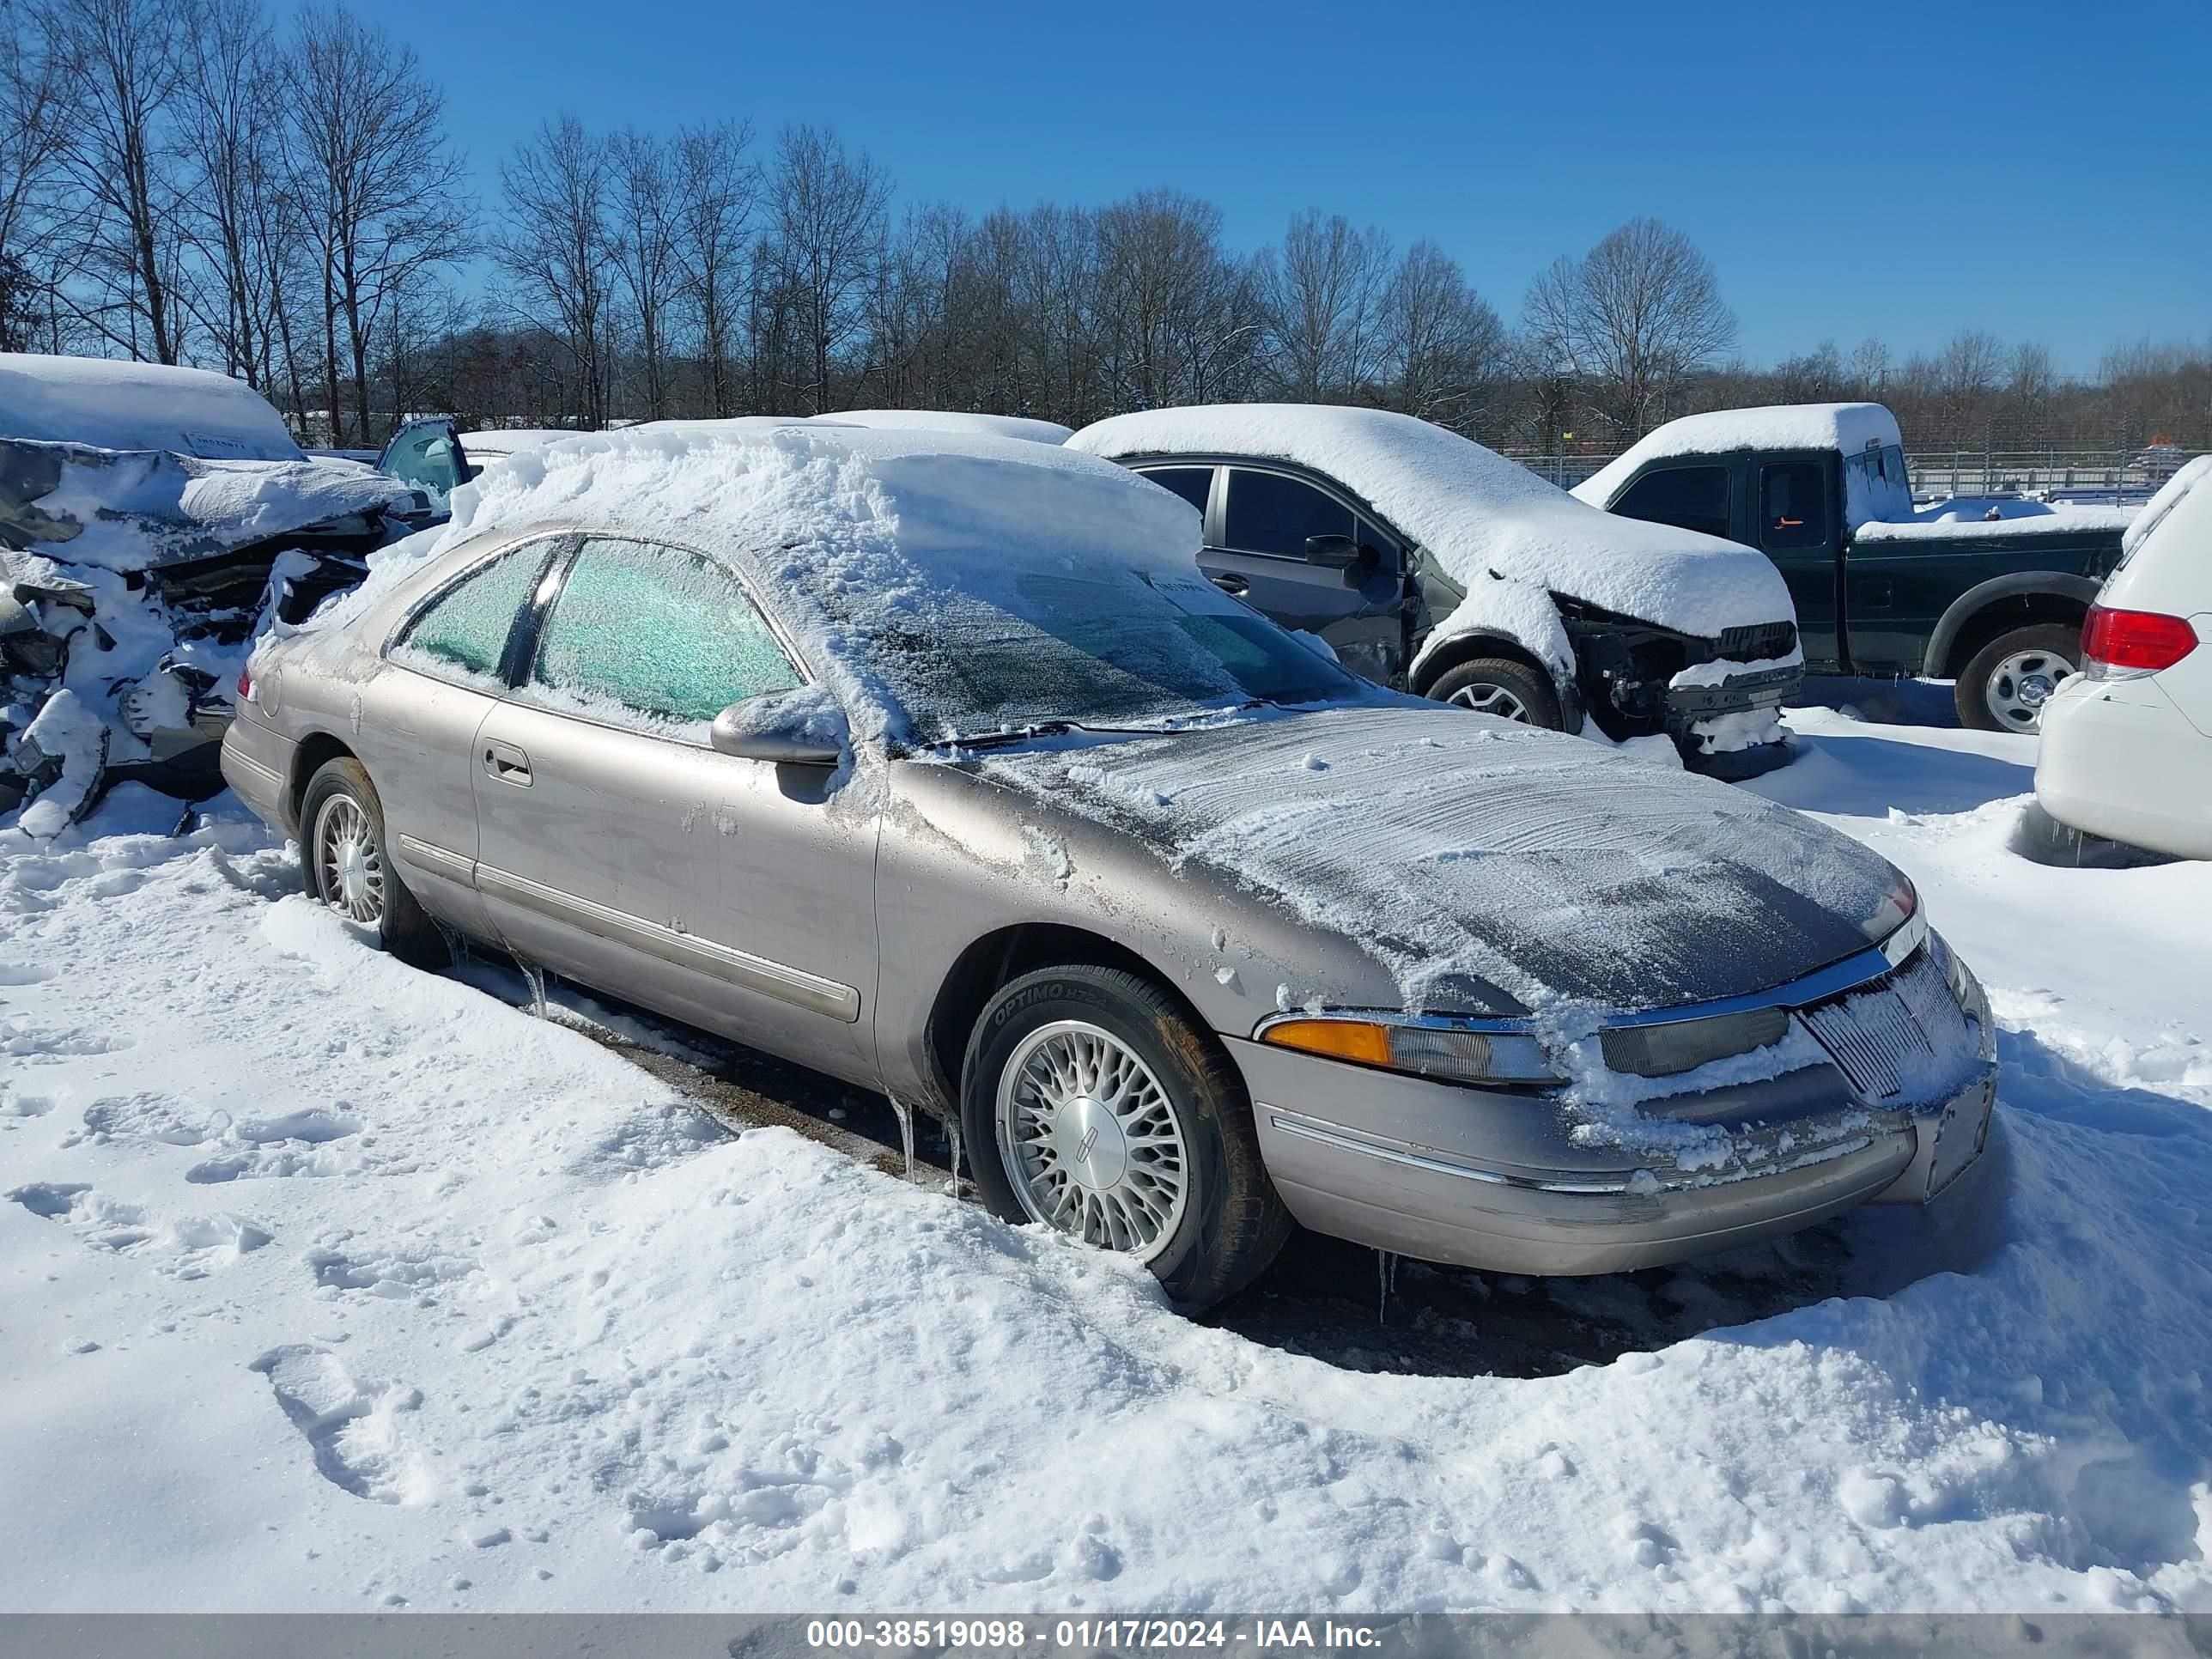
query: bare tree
[
  {"left": 671, "top": 119, "right": 754, "bottom": 418},
  {"left": 1095, "top": 190, "right": 1256, "bottom": 410},
  {"left": 763, "top": 124, "right": 890, "bottom": 413},
  {"left": 1258, "top": 209, "right": 1390, "bottom": 402},
  {"left": 1379, "top": 239, "right": 1504, "bottom": 430},
  {"left": 286, "top": 3, "right": 468, "bottom": 445},
  {"left": 495, "top": 114, "right": 613, "bottom": 428},
  {"left": 1522, "top": 217, "right": 1736, "bottom": 438},
  {"left": 0, "top": 0, "right": 73, "bottom": 349},
  {"left": 607, "top": 127, "right": 680, "bottom": 420},
  {"left": 40, "top": 0, "right": 194, "bottom": 361}
]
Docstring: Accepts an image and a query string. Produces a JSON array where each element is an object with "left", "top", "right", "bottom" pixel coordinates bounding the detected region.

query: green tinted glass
[
  {"left": 533, "top": 538, "right": 799, "bottom": 725},
  {"left": 402, "top": 544, "right": 546, "bottom": 678}
]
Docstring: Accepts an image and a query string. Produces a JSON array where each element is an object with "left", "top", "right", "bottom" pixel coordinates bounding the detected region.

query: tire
[
  {"left": 1425, "top": 657, "right": 1565, "bottom": 730},
  {"left": 299, "top": 757, "right": 447, "bottom": 969},
  {"left": 1955, "top": 623, "right": 2081, "bottom": 734},
  {"left": 960, "top": 964, "right": 1290, "bottom": 1311}
]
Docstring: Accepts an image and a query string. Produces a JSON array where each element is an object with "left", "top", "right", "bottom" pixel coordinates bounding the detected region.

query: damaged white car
[
  {"left": 1067, "top": 405, "right": 1805, "bottom": 776},
  {"left": 0, "top": 353, "right": 424, "bottom": 830}
]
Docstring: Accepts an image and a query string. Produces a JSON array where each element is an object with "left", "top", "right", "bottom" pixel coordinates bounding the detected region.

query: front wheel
[
  {"left": 960, "top": 965, "right": 1290, "bottom": 1311},
  {"left": 300, "top": 757, "right": 447, "bottom": 968},
  {"left": 1956, "top": 623, "right": 2081, "bottom": 733},
  {"left": 1425, "top": 657, "right": 1565, "bottom": 730}
]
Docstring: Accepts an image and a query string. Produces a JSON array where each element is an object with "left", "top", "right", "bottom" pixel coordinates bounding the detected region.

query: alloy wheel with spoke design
[
  {"left": 1984, "top": 647, "right": 2074, "bottom": 730},
  {"left": 313, "top": 793, "right": 386, "bottom": 927},
  {"left": 994, "top": 1018, "right": 1190, "bottom": 1261},
  {"left": 1447, "top": 682, "right": 1532, "bottom": 722}
]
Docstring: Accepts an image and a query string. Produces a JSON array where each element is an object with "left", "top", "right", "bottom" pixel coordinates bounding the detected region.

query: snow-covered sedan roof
[
  {"left": 1572, "top": 404, "right": 1905, "bottom": 510},
  {"left": 814, "top": 410, "right": 1073, "bottom": 445},
  {"left": 1068, "top": 404, "right": 1792, "bottom": 639},
  {"left": 311, "top": 422, "right": 1238, "bottom": 744},
  {"left": 0, "top": 352, "right": 306, "bottom": 462}
]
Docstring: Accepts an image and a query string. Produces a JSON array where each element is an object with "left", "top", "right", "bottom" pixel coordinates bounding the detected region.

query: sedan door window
[
  {"left": 1222, "top": 469, "right": 1357, "bottom": 559},
  {"left": 527, "top": 537, "right": 800, "bottom": 733},
  {"left": 1133, "top": 465, "right": 1216, "bottom": 520},
  {"left": 392, "top": 541, "right": 557, "bottom": 686}
]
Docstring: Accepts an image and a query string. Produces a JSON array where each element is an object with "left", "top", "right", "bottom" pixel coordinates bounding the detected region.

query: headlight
[
  {"left": 1929, "top": 928, "right": 1983, "bottom": 1015},
  {"left": 1864, "top": 873, "right": 1928, "bottom": 965},
  {"left": 1260, "top": 1016, "right": 1563, "bottom": 1088}
]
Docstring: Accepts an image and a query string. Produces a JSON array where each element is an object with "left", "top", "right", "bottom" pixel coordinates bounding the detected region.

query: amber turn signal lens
[{"left": 1261, "top": 1019, "right": 1392, "bottom": 1066}]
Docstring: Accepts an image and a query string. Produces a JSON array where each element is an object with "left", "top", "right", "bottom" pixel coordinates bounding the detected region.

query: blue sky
[{"left": 368, "top": 0, "right": 2206, "bottom": 374}]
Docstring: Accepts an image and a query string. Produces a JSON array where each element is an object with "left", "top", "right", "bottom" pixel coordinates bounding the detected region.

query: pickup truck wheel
[
  {"left": 300, "top": 758, "right": 448, "bottom": 969},
  {"left": 1956, "top": 623, "right": 2081, "bottom": 733},
  {"left": 960, "top": 964, "right": 1290, "bottom": 1312},
  {"left": 1426, "top": 658, "right": 1565, "bottom": 730}
]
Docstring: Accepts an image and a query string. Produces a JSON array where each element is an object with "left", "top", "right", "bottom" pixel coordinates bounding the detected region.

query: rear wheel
[
  {"left": 1956, "top": 623, "right": 2080, "bottom": 733},
  {"left": 300, "top": 757, "right": 447, "bottom": 968},
  {"left": 1425, "top": 657, "right": 1565, "bottom": 730},
  {"left": 960, "top": 965, "right": 1289, "bottom": 1311}
]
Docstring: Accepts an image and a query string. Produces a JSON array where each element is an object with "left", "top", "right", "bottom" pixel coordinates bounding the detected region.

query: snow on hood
[
  {"left": 1068, "top": 404, "right": 1792, "bottom": 638},
  {"left": 976, "top": 700, "right": 1899, "bottom": 1018},
  {"left": 815, "top": 410, "right": 1073, "bottom": 445},
  {"left": 1572, "top": 403, "right": 1905, "bottom": 510},
  {"left": 306, "top": 423, "right": 1217, "bottom": 745},
  {"left": 0, "top": 440, "right": 412, "bottom": 573},
  {"left": 0, "top": 352, "right": 306, "bottom": 461}
]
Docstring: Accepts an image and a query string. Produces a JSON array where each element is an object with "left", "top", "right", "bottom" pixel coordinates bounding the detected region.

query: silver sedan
[{"left": 222, "top": 426, "right": 1995, "bottom": 1311}]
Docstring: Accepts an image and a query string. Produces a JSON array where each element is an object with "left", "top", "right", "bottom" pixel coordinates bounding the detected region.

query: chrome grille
[
  {"left": 1716, "top": 621, "right": 1797, "bottom": 661},
  {"left": 1799, "top": 952, "right": 1969, "bottom": 1100}
]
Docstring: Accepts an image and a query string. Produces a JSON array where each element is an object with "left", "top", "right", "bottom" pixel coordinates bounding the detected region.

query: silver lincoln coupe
[{"left": 222, "top": 424, "right": 1996, "bottom": 1311}]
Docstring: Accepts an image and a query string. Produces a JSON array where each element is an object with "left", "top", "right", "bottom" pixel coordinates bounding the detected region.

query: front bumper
[
  {"left": 1231, "top": 944, "right": 1995, "bottom": 1277},
  {"left": 1668, "top": 661, "right": 1803, "bottom": 776}
]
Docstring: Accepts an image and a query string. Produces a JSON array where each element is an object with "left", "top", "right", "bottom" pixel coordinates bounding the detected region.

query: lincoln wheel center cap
[
  {"left": 338, "top": 842, "right": 368, "bottom": 908},
  {"left": 1051, "top": 1096, "right": 1128, "bottom": 1192}
]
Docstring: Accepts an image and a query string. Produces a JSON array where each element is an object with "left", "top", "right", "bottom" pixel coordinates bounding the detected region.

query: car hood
[{"left": 972, "top": 702, "right": 1899, "bottom": 1017}]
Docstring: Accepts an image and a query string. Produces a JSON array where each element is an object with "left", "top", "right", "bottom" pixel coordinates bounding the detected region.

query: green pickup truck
[{"left": 1571, "top": 404, "right": 2135, "bottom": 732}]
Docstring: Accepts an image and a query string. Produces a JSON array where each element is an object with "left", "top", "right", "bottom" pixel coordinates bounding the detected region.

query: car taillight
[
  {"left": 2081, "top": 605, "right": 2198, "bottom": 674},
  {"left": 236, "top": 666, "right": 253, "bottom": 702}
]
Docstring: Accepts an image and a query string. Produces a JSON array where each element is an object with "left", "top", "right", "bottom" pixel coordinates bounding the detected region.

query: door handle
[
  {"left": 1210, "top": 573, "right": 1249, "bottom": 596},
  {"left": 483, "top": 741, "right": 532, "bottom": 786}
]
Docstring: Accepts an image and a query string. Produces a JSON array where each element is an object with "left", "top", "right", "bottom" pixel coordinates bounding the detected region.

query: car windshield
[{"left": 827, "top": 565, "right": 1366, "bottom": 743}]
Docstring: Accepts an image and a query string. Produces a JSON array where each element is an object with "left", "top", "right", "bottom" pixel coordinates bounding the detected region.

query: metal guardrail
[{"left": 1497, "top": 447, "right": 2207, "bottom": 505}]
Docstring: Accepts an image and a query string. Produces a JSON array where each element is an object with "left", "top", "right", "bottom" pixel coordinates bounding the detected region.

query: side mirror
[
  {"left": 710, "top": 689, "right": 848, "bottom": 767},
  {"left": 1304, "top": 533, "right": 1361, "bottom": 568}
]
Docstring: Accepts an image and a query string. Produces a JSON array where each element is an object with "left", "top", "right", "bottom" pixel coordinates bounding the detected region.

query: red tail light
[
  {"left": 2081, "top": 605, "right": 2197, "bottom": 673},
  {"left": 236, "top": 666, "right": 253, "bottom": 701}
]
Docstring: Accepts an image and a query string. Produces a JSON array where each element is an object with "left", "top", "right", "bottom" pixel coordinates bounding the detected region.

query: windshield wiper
[{"left": 923, "top": 721, "right": 1073, "bottom": 754}]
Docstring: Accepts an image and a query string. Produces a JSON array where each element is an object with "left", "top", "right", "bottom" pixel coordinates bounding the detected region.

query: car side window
[
  {"left": 392, "top": 542, "right": 554, "bottom": 685},
  {"left": 1222, "top": 469, "right": 1356, "bottom": 559},
  {"left": 528, "top": 537, "right": 800, "bottom": 731},
  {"left": 1760, "top": 463, "right": 1829, "bottom": 550},
  {"left": 1134, "top": 465, "right": 1215, "bottom": 520},
  {"left": 1612, "top": 465, "right": 1732, "bottom": 541},
  {"left": 382, "top": 425, "right": 464, "bottom": 501}
]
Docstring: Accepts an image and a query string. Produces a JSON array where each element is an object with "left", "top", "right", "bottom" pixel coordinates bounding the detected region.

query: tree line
[{"left": 4, "top": 0, "right": 2207, "bottom": 459}]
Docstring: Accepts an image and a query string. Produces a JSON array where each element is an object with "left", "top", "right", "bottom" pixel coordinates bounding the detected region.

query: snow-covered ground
[{"left": 2, "top": 705, "right": 2209, "bottom": 1613}]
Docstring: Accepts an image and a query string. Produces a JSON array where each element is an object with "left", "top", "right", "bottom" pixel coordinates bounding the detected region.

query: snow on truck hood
[
  {"left": 979, "top": 701, "right": 1899, "bottom": 1016},
  {"left": 1571, "top": 403, "right": 1906, "bottom": 511},
  {"left": 1067, "top": 404, "right": 1792, "bottom": 639}
]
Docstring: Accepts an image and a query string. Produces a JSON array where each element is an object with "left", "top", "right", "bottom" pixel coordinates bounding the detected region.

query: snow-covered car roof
[
  {"left": 814, "top": 410, "right": 1073, "bottom": 445},
  {"left": 0, "top": 352, "right": 306, "bottom": 462},
  {"left": 1572, "top": 404, "right": 1905, "bottom": 509},
  {"left": 309, "top": 422, "right": 1248, "bottom": 744},
  {"left": 1068, "top": 404, "right": 1791, "bottom": 638}
]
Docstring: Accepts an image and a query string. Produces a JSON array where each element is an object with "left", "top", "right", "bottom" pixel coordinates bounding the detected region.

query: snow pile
[
  {"left": 1, "top": 351, "right": 306, "bottom": 461},
  {"left": 303, "top": 424, "right": 1224, "bottom": 745},
  {"left": 1853, "top": 498, "right": 2137, "bottom": 544},
  {"left": 1572, "top": 404, "right": 1906, "bottom": 511},
  {"left": 813, "top": 410, "right": 1073, "bottom": 445},
  {"left": 3, "top": 720, "right": 2212, "bottom": 1611},
  {"left": 1067, "top": 406, "right": 1795, "bottom": 661}
]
